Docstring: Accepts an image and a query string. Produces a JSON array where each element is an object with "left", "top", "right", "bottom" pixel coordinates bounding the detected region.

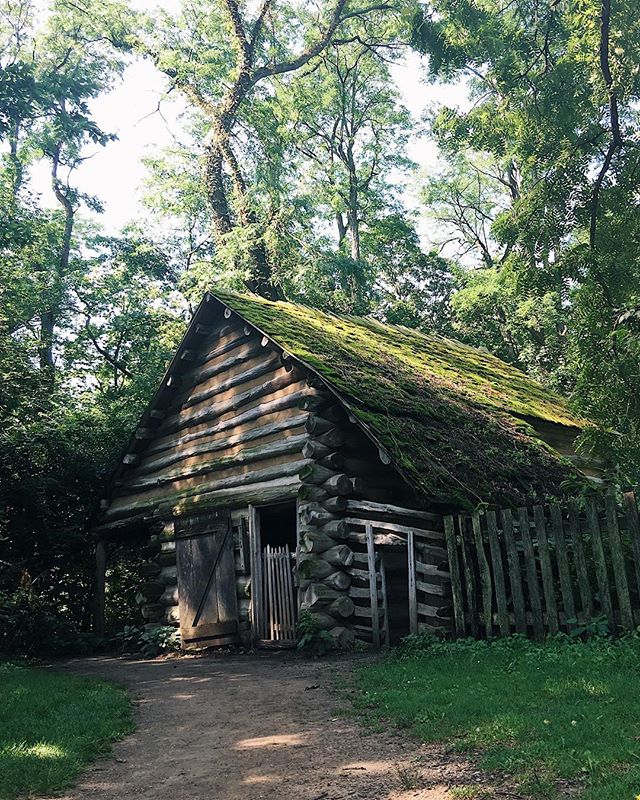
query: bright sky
[{"left": 30, "top": 1, "right": 470, "bottom": 236}]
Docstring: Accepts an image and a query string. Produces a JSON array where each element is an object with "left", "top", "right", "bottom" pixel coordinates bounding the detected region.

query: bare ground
[{"left": 52, "top": 651, "right": 525, "bottom": 800}]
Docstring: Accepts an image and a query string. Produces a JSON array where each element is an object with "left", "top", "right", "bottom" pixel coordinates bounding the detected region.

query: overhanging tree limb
[{"left": 589, "top": 0, "right": 623, "bottom": 251}]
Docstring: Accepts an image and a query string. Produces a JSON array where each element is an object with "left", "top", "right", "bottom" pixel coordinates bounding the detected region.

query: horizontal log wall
[
  {"left": 344, "top": 499, "right": 451, "bottom": 639},
  {"left": 102, "top": 312, "right": 322, "bottom": 639},
  {"left": 101, "top": 316, "right": 319, "bottom": 524}
]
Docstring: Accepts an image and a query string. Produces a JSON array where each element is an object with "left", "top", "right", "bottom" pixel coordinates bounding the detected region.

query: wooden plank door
[{"left": 175, "top": 511, "right": 238, "bottom": 647}]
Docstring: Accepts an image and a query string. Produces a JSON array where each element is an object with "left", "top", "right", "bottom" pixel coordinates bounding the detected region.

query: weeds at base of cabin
[
  {"left": 113, "top": 624, "right": 180, "bottom": 657},
  {"left": 351, "top": 633, "right": 640, "bottom": 800},
  {"left": 296, "top": 610, "right": 336, "bottom": 657}
]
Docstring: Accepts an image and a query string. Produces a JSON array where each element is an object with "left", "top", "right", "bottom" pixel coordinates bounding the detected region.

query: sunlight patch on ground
[
  {"left": 5, "top": 742, "right": 66, "bottom": 759},
  {"left": 242, "top": 774, "right": 280, "bottom": 785},
  {"left": 234, "top": 733, "right": 308, "bottom": 749}
]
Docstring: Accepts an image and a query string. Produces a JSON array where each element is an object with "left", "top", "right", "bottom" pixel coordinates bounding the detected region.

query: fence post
[
  {"left": 518, "top": 507, "right": 544, "bottom": 640},
  {"left": 444, "top": 515, "right": 466, "bottom": 637},
  {"left": 459, "top": 515, "right": 478, "bottom": 638},
  {"left": 472, "top": 512, "right": 493, "bottom": 638},
  {"left": 366, "top": 524, "right": 381, "bottom": 648},
  {"left": 407, "top": 529, "right": 418, "bottom": 636},
  {"left": 585, "top": 496, "right": 615, "bottom": 632},
  {"left": 550, "top": 503, "right": 575, "bottom": 631},
  {"left": 568, "top": 499, "right": 593, "bottom": 622},
  {"left": 534, "top": 505, "right": 558, "bottom": 635},
  {"left": 501, "top": 509, "right": 526, "bottom": 634},
  {"left": 486, "top": 510, "right": 510, "bottom": 636},
  {"left": 623, "top": 491, "right": 640, "bottom": 605},
  {"left": 605, "top": 493, "right": 633, "bottom": 630}
]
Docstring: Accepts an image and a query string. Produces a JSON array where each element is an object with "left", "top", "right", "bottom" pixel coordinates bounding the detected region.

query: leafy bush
[
  {"left": 566, "top": 614, "right": 610, "bottom": 638},
  {"left": 0, "top": 588, "right": 101, "bottom": 657},
  {"left": 296, "top": 610, "right": 336, "bottom": 657},
  {"left": 139, "top": 626, "right": 180, "bottom": 657},
  {"left": 112, "top": 625, "right": 143, "bottom": 653},
  {"left": 113, "top": 624, "right": 180, "bottom": 657}
]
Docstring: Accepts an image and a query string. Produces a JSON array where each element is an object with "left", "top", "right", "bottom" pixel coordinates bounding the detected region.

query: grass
[
  {"left": 0, "top": 662, "right": 133, "bottom": 799},
  {"left": 352, "top": 635, "right": 640, "bottom": 799}
]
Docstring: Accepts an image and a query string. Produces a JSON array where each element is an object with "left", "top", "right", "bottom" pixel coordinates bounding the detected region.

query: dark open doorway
[
  {"left": 253, "top": 501, "right": 298, "bottom": 646},
  {"left": 380, "top": 546, "right": 410, "bottom": 644},
  {"left": 258, "top": 502, "right": 297, "bottom": 549}
]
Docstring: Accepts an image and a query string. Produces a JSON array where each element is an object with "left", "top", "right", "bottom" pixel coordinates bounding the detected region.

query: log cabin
[{"left": 93, "top": 290, "right": 596, "bottom": 649}]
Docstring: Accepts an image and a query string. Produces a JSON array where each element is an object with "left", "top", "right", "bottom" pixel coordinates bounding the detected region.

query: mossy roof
[{"left": 212, "top": 290, "right": 584, "bottom": 508}]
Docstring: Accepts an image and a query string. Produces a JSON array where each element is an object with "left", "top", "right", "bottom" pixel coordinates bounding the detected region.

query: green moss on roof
[{"left": 212, "top": 290, "right": 584, "bottom": 507}]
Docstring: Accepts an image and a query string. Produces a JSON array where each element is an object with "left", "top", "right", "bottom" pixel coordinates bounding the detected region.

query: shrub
[
  {"left": 0, "top": 588, "right": 101, "bottom": 657},
  {"left": 296, "top": 610, "right": 336, "bottom": 656},
  {"left": 113, "top": 624, "right": 180, "bottom": 657}
]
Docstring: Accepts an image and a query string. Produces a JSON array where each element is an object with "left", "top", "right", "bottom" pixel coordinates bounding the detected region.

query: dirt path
[{"left": 54, "top": 652, "right": 516, "bottom": 800}]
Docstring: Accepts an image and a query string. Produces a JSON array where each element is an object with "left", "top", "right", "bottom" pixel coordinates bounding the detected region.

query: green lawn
[
  {"left": 352, "top": 636, "right": 640, "bottom": 799},
  {"left": 0, "top": 662, "right": 133, "bottom": 800}
]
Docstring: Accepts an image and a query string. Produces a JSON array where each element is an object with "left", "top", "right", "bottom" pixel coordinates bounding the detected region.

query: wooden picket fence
[
  {"left": 260, "top": 545, "right": 297, "bottom": 643},
  {"left": 444, "top": 491, "right": 640, "bottom": 639}
]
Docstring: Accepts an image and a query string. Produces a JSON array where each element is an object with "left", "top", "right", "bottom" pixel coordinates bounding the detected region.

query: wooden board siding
[{"left": 521, "top": 417, "right": 604, "bottom": 480}]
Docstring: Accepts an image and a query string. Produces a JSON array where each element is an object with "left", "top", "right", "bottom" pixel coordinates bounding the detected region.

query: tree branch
[
  {"left": 589, "top": 0, "right": 623, "bottom": 251},
  {"left": 251, "top": 1, "right": 393, "bottom": 83}
]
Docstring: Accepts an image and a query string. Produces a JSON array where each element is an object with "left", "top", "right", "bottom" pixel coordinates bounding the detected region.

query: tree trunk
[
  {"left": 346, "top": 152, "right": 360, "bottom": 260},
  {"left": 42, "top": 145, "right": 75, "bottom": 374},
  {"left": 8, "top": 124, "right": 23, "bottom": 200},
  {"left": 348, "top": 212, "right": 360, "bottom": 260},
  {"left": 39, "top": 310, "right": 55, "bottom": 371},
  {"left": 336, "top": 213, "right": 347, "bottom": 248},
  {"left": 205, "top": 128, "right": 282, "bottom": 300},
  {"left": 94, "top": 539, "right": 108, "bottom": 637},
  {"left": 205, "top": 141, "right": 233, "bottom": 235}
]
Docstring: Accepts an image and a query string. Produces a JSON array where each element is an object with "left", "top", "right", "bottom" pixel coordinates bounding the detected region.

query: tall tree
[
  {"left": 136, "top": 0, "right": 402, "bottom": 297},
  {"left": 287, "top": 39, "right": 412, "bottom": 261},
  {"left": 0, "top": 0, "right": 128, "bottom": 375},
  {"left": 414, "top": 0, "right": 640, "bottom": 478}
]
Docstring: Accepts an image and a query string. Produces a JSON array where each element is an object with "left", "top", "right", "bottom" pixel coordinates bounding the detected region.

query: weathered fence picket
[
  {"left": 502, "top": 508, "right": 526, "bottom": 633},
  {"left": 568, "top": 499, "right": 593, "bottom": 620},
  {"left": 550, "top": 504, "right": 575, "bottom": 627},
  {"left": 534, "top": 505, "right": 558, "bottom": 635},
  {"left": 624, "top": 491, "right": 640, "bottom": 600},
  {"left": 444, "top": 515, "right": 465, "bottom": 637},
  {"left": 459, "top": 515, "right": 478, "bottom": 638},
  {"left": 487, "top": 510, "right": 510, "bottom": 636},
  {"left": 444, "top": 490, "right": 640, "bottom": 640},
  {"left": 519, "top": 506, "right": 544, "bottom": 640}
]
